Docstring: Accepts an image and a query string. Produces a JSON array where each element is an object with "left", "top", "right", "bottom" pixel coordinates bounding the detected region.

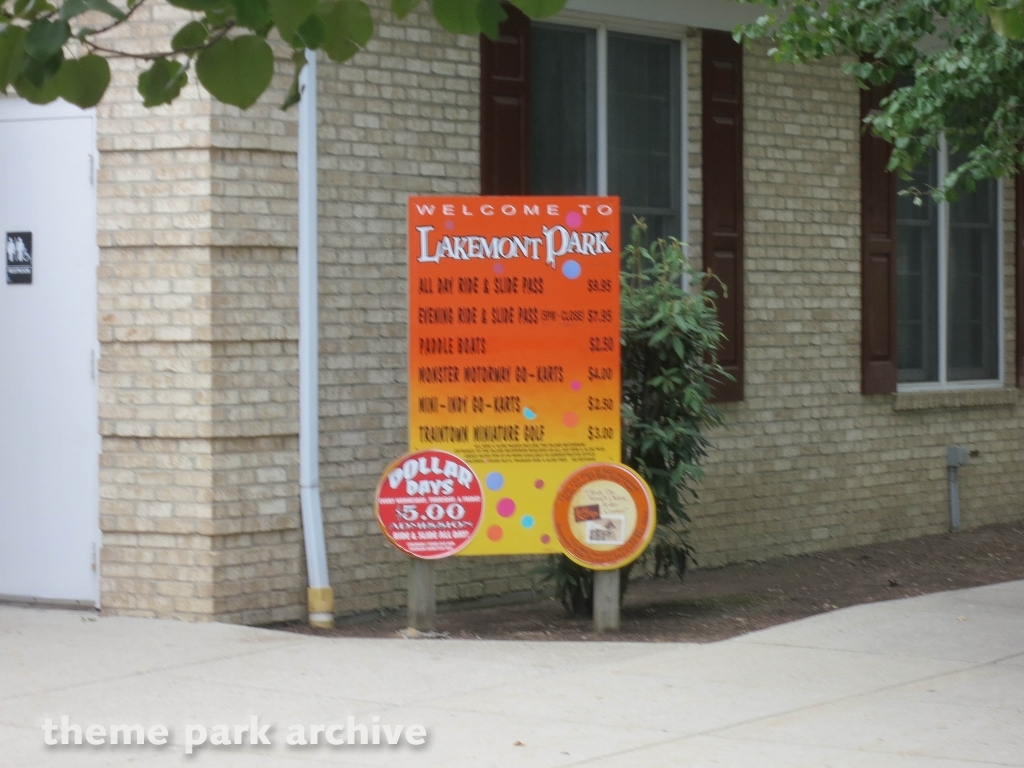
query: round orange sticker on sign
[{"left": 552, "top": 463, "right": 655, "bottom": 570}]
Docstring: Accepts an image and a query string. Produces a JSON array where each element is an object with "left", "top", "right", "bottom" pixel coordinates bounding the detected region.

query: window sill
[{"left": 893, "top": 388, "right": 1018, "bottom": 412}]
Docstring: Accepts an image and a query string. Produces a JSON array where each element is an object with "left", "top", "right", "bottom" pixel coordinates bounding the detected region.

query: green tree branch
[
  {"left": 0, "top": 0, "right": 566, "bottom": 109},
  {"left": 738, "top": 0, "right": 1024, "bottom": 198}
]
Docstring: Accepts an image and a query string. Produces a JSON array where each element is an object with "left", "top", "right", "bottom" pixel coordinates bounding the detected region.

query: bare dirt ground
[{"left": 277, "top": 520, "right": 1024, "bottom": 643}]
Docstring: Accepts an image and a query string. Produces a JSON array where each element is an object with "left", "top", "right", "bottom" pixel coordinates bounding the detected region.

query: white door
[{"left": 0, "top": 98, "right": 100, "bottom": 606}]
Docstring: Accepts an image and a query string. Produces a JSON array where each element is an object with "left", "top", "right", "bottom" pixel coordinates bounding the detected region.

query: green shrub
[{"left": 542, "top": 220, "right": 729, "bottom": 615}]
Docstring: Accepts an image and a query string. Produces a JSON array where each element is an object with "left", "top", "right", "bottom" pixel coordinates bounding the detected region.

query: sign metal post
[
  {"left": 407, "top": 558, "right": 437, "bottom": 631},
  {"left": 593, "top": 570, "right": 620, "bottom": 631}
]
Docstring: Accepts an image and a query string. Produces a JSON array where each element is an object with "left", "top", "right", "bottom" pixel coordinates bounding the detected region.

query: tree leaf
[
  {"left": 229, "top": 0, "right": 273, "bottom": 32},
  {"left": 62, "top": 0, "right": 128, "bottom": 21},
  {"left": 171, "top": 21, "right": 209, "bottom": 51},
  {"left": 476, "top": 0, "right": 506, "bottom": 40},
  {"left": 319, "top": 0, "right": 374, "bottom": 63},
  {"left": 23, "top": 19, "right": 70, "bottom": 61},
  {"left": 281, "top": 48, "right": 306, "bottom": 109},
  {"left": 167, "top": 0, "right": 226, "bottom": 10},
  {"left": 432, "top": 0, "right": 481, "bottom": 34},
  {"left": 20, "top": 48, "right": 63, "bottom": 88},
  {"left": 320, "top": 34, "right": 357, "bottom": 63},
  {"left": 990, "top": 6, "right": 1024, "bottom": 38},
  {"left": 0, "top": 25, "right": 27, "bottom": 93},
  {"left": 53, "top": 53, "right": 110, "bottom": 107},
  {"left": 294, "top": 13, "right": 326, "bottom": 48},
  {"left": 13, "top": 71, "right": 60, "bottom": 104},
  {"left": 84, "top": 0, "right": 127, "bottom": 20},
  {"left": 329, "top": 0, "right": 374, "bottom": 46},
  {"left": 269, "top": 0, "right": 317, "bottom": 42},
  {"left": 988, "top": 7, "right": 1008, "bottom": 34},
  {"left": 12, "top": 0, "right": 58, "bottom": 19},
  {"left": 58, "top": 0, "right": 91, "bottom": 22},
  {"left": 137, "top": 57, "right": 189, "bottom": 107},
  {"left": 391, "top": 0, "right": 421, "bottom": 18},
  {"left": 202, "top": 3, "right": 236, "bottom": 26},
  {"left": 196, "top": 35, "right": 274, "bottom": 108},
  {"left": 508, "top": 0, "right": 566, "bottom": 18}
]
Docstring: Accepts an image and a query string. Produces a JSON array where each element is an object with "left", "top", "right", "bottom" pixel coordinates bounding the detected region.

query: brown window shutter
[
  {"left": 702, "top": 30, "right": 744, "bottom": 402},
  {"left": 1017, "top": 171, "right": 1024, "bottom": 387},
  {"left": 860, "top": 84, "right": 898, "bottom": 394},
  {"left": 479, "top": 6, "right": 530, "bottom": 195}
]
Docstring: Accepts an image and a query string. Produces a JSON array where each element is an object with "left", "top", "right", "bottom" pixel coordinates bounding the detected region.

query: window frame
[
  {"left": 897, "top": 135, "right": 1006, "bottom": 394},
  {"left": 530, "top": 11, "right": 690, "bottom": 247}
]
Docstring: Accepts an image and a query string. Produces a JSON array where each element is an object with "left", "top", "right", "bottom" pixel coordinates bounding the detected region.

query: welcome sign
[{"left": 406, "top": 196, "right": 621, "bottom": 556}]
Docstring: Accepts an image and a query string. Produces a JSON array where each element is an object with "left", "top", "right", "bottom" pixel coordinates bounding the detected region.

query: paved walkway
[{"left": 2, "top": 581, "right": 1023, "bottom": 767}]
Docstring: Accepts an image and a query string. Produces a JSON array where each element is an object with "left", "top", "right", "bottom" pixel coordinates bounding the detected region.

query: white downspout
[{"left": 298, "top": 49, "right": 333, "bottom": 627}]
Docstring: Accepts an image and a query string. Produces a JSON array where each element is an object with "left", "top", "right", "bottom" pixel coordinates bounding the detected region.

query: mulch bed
[{"left": 274, "top": 520, "right": 1024, "bottom": 642}]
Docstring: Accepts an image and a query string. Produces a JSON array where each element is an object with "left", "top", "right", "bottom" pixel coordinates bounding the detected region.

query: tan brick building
[{"left": 0, "top": 0, "right": 1020, "bottom": 623}]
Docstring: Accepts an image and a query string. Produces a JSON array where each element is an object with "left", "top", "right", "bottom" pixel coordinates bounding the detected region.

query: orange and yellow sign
[{"left": 408, "top": 196, "right": 621, "bottom": 555}]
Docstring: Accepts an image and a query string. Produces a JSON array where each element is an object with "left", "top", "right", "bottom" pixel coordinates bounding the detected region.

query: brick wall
[
  {"left": 95, "top": 6, "right": 1022, "bottom": 623},
  {"left": 96, "top": 5, "right": 305, "bottom": 622},
  {"left": 687, "top": 45, "right": 1023, "bottom": 566},
  {"left": 315, "top": 1, "right": 539, "bottom": 616},
  {"left": 97, "top": 1, "right": 539, "bottom": 621},
  {"left": 317, "top": 18, "right": 1018, "bottom": 615}
]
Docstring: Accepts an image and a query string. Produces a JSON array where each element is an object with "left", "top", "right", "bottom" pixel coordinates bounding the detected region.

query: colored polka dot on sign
[
  {"left": 445, "top": 219, "right": 456, "bottom": 231},
  {"left": 541, "top": 534, "right": 551, "bottom": 544},
  {"left": 566, "top": 211, "right": 583, "bottom": 229},
  {"left": 523, "top": 407, "right": 537, "bottom": 420},
  {"left": 485, "top": 472, "right": 504, "bottom": 491},
  {"left": 562, "top": 259, "right": 582, "bottom": 279},
  {"left": 534, "top": 479, "right": 544, "bottom": 489},
  {"left": 521, "top": 515, "right": 534, "bottom": 529},
  {"left": 571, "top": 380, "right": 582, "bottom": 391},
  {"left": 493, "top": 262, "right": 504, "bottom": 274},
  {"left": 496, "top": 498, "right": 516, "bottom": 518},
  {"left": 487, "top": 525, "right": 503, "bottom": 542},
  {"left": 562, "top": 411, "right": 579, "bottom": 428}
]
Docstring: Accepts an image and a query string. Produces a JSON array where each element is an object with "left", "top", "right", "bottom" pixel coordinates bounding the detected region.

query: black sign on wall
[{"left": 6, "top": 232, "right": 32, "bottom": 284}]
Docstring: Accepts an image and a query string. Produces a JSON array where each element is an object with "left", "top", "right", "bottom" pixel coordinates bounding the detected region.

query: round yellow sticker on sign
[{"left": 552, "top": 463, "right": 655, "bottom": 570}]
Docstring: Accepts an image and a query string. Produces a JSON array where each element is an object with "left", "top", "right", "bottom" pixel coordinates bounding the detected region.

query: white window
[
  {"left": 896, "top": 139, "right": 1003, "bottom": 389},
  {"left": 528, "top": 18, "right": 686, "bottom": 242}
]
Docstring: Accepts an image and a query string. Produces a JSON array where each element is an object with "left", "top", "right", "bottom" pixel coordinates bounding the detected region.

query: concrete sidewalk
[{"left": 2, "top": 581, "right": 1023, "bottom": 767}]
